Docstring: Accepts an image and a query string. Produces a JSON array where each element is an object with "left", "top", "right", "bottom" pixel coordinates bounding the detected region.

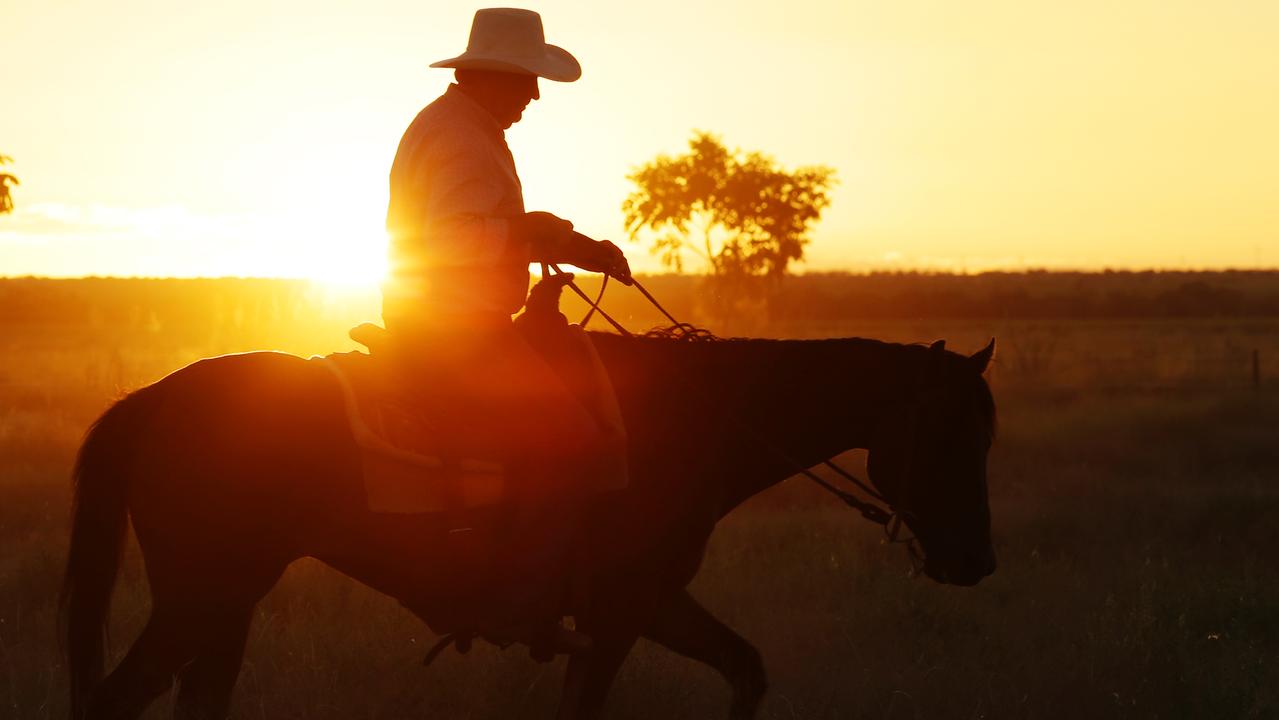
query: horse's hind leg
[
  {"left": 85, "top": 606, "right": 200, "bottom": 719},
  {"left": 87, "top": 541, "right": 287, "bottom": 720},
  {"left": 85, "top": 597, "right": 261, "bottom": 720},
  {"left": 172, "top": 603, "right": 255, "bottom": 720},
  {"left": 160, "top": 553, "right": 287, "bottom": 720},
  {"left": 642, "top": 590, "right": 767, "bottom": 720}
]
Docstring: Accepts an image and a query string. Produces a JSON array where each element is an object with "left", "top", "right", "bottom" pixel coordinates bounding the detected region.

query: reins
[{"left": 541, "top": 263, "right": 920, "bottom": 560}]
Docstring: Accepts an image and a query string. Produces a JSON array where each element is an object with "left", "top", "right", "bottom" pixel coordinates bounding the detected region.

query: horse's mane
[
  {"left": 602, "top": 325, "right": 935, "bottom": 356},
  {"left": 591, "top": 326, "right": 997, "bottom": 440}
]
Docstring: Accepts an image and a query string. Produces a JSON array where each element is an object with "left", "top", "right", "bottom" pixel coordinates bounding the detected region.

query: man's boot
[{"left": 477, "top": 491, "right": 593, "bottom": 660}]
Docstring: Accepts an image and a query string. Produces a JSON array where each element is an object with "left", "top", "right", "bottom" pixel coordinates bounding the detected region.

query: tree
[
  {"left": 622, "top": 132, "right": 835, "bottom": 284},
  {"left": 0, "top": 155, "right": 18, "bottom": 215}
]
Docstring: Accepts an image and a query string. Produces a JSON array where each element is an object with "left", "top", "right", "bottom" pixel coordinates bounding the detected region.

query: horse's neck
[
  {"left": 616, "top": 335, "right": 923, "bottom": 514},
  {"left": 712, "top": 339, "right": 920, "bottom": 511}
]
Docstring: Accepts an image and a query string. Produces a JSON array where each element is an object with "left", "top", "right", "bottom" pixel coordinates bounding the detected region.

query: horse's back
[
  {"left": 157, "top": 350, "right": 345, "bottom": 425},
  {"left": 164, "top": 350, "right": 328, "bottom": 395},
  {"left": 128, "top": 351, "right": 360, "bottom": 541}
]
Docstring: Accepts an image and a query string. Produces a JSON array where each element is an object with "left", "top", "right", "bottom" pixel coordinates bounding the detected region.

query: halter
[{"left": 541, "top": 264, "right": 929, "bottom": 572}]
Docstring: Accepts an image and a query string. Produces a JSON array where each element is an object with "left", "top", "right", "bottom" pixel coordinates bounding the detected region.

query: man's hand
[{"left": 564, "top": 234, "right": 632, "bottom": 285}]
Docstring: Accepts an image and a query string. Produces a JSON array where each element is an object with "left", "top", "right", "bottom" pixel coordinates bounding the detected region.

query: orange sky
[{"left": 2, "top": 0, "right": 1277, "bottom": 281}]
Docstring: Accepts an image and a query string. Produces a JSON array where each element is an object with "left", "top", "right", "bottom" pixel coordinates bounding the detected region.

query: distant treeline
[
  {"left": 0, "top": 277, "right": 335, "bottom": 330},
  {"left": 2, "top": 271, "right": 1278, "bottom": 335},
  {"left": 768, "top": 270, "right": 1279, "bottom": 321}
]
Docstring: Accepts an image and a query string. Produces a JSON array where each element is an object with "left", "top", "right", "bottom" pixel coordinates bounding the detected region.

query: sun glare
[
  {"left": 268, "top": 181, "right": 390, "bottom": 289},
  {"left": 303, "top": 233, "right": 389, "bottom": 289}
]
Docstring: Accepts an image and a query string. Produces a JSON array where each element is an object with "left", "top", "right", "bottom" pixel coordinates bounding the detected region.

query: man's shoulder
[
  {"left": 402, "top": 95, "right": 491, "bottom": 150},
  {"left": 405, "top": 92, "right": 463, "bottom": 133}
]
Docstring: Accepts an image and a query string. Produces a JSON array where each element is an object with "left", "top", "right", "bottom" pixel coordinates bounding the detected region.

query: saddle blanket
[{"left": 315, "top": 326, "right": 628, "bottom": 514}]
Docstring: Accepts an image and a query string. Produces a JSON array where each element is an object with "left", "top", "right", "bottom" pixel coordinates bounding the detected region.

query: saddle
[{"left": 317, "top": 276, "right": 628, "bottom": 514}]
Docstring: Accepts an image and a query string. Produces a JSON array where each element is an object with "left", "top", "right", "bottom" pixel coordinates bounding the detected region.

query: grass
[{"left": 1, "top": 302, "right": 1277, "bottom": 718}]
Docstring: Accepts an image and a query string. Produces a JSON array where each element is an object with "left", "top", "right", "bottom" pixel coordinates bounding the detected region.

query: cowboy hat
[{"left": 430, "top": 8, "right": 581, "bottom": 82}]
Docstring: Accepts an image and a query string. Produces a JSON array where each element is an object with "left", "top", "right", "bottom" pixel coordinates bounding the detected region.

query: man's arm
[
  {"left": 415, "top": 128, "right": 629, "bottom": 280},
  {"left": 414, "top": 130, "right": 524, "bottom": 267},
  {"left": 517, "top": 218, "right": 632, "bottom": 284}
]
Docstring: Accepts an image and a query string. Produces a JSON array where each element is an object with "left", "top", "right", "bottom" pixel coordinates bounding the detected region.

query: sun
[
  {"left": 275, "top": 183, "right": 390, "bottom": 289},
  {"left": 240, "top": 218, "right": 388, "bottom": 288},
  {"left": 228, "top": 143, "right": 394, "bottom": 288},
  {"left": 303, "top": 231, "right": 389, "bottom": 289}
]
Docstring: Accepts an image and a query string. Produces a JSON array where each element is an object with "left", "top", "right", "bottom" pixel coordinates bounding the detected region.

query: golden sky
[{"left": 2, "top": 0, "right": 1277, "bottom": 280}]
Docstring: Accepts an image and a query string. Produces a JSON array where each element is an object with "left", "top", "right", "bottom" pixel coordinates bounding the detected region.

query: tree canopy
[
  {"left": 0, "top": 155, "right": 18, "bottom": 215},
  {"left": 622, "top": 132, "right": 835, "bottom": 280}
]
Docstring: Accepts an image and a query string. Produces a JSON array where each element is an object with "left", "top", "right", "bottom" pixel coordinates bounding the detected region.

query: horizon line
[{"left": 4, "top": 266, "right": 1279, "bottom": 282}]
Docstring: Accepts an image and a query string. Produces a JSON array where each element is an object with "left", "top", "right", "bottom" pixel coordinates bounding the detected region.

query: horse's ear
[
  {"left": 969, "top": 338, "right": 996, "bottom": 374},
  {"left": 929, "top": 340, "right": 946, "bottom": 353}
]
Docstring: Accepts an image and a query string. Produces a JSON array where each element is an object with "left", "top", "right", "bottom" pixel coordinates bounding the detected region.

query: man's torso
[{"left": 384, "top": 84, "right": 530, "bottom": 323}]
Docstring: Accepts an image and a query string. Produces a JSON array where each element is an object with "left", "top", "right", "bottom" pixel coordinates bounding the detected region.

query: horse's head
[{"left": 865, "top": 339, "right": 997, "bottom": 586}]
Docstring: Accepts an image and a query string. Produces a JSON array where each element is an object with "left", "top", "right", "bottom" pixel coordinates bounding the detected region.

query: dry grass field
[{"left": 2, "top": 275, "right": 1277, "bottom": 719}]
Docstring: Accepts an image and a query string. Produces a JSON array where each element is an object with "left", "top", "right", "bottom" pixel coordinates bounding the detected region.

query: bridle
[{"left": 542, "top": 264, "right": 932, "bottom": 573}]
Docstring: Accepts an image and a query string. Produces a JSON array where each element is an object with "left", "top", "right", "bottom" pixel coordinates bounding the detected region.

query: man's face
[{"left": 489, "top": 72, "right": 540, "bottom": 129}]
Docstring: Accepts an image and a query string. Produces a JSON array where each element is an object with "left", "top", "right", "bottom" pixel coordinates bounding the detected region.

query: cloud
[
  {"left": 0, "top": 200, "right": 388, "bottom": 279},
  {"left": 3, "top": 202, "right": 199, "bottom": 234}
]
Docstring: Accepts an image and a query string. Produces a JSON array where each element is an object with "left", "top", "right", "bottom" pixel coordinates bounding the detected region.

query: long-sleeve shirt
[{"left": 384, "top": 84, "right": 531, "bottom": 321}]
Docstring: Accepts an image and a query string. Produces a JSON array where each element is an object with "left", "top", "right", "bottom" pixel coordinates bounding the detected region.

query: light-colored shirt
[{"left": 385, "top": 84, "right": 531, "bottom": 319}]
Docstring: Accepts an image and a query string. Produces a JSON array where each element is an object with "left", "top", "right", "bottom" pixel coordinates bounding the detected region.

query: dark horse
[{"left": 62, "top": 325, "right": 997, "bottom": 719}]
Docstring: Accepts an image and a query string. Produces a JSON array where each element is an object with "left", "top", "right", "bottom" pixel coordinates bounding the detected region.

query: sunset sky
[{"left": 3, "top": 0, "right": 1277, "bottom": 281}]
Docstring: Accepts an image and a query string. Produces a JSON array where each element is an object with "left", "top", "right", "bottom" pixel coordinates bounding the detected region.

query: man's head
[
  {"left": 430, "top": 8, "right": 578, "bottom": 129},
  {"left": 456, "top": 69, "right": 540, "bottom": 129}
]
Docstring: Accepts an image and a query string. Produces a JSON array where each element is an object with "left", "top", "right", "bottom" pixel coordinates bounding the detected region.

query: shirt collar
[{"left": 444, "top": 83, "right": 504, "bottom": 139}]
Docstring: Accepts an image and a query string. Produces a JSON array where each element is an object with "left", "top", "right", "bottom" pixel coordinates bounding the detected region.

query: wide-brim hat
[{"left": 430, "top": 8, "right": 581, "bottom": 82}]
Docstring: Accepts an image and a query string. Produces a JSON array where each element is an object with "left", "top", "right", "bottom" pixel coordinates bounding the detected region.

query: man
[{"left": 383, "top": 8, "right": 629, "bottom": 656}]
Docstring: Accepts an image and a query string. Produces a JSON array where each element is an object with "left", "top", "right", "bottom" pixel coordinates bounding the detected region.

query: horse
[{"left": 61, "top": 316, "right": 997, "bottom": 720}]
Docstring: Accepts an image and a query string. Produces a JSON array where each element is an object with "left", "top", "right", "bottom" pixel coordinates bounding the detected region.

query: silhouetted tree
[
  {"left": 0, "top": 155, "right": 18, "bottom": 214},
  {"left": 622, "top": 132, "right": 835, "bottom": 284}
]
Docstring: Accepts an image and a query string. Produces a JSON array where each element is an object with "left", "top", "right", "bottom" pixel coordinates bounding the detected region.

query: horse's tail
[{"left": 60, "top": 383, "right": 162, "bottom": 718}]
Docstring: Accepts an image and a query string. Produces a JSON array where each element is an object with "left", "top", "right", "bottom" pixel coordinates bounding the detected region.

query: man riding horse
[{"left": 382, "top": 8, "right": 631, "bottom": 658}]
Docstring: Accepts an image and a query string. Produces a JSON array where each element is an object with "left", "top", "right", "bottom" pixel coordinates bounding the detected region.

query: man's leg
[{"left": 458, "top": 321, "right": 602, "bottom": 655}]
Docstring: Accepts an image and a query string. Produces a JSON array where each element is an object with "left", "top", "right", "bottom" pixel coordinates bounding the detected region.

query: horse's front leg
[
  {"left": 643, "top": 589, "right": 767, "bottom": 720},
  {"left": 555, "top": 618, "right": 639, "bottom": 720}
]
